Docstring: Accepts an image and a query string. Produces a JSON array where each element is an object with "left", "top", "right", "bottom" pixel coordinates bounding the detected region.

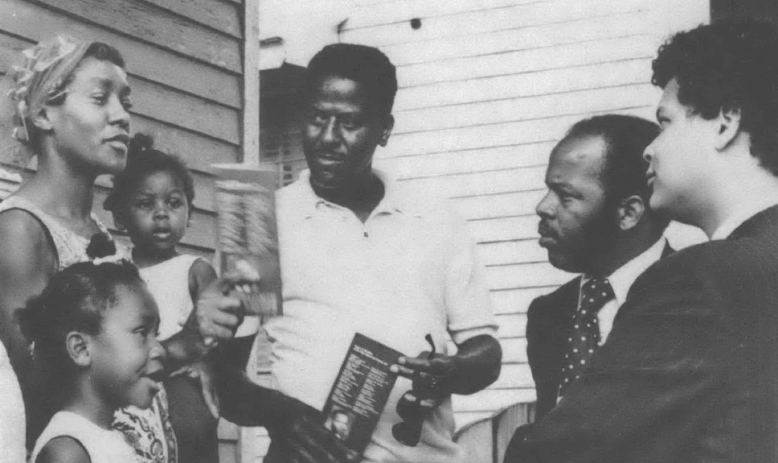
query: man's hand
[
  {"left": 285, "top": 413, "right": 353, "bottom": 463},
  {"left": 391, "top": 351, "right": 459, "bottom": 413},
  {"left": 259, "top": 396, "right": 353, "bottom": 463},
  {"left": 186, "top": 271, "right": 259, "bottom": 345},
  {"left": 391, "top": 334, "right": 502, "bottom": 412},
  {"left": 216, "top": 365, "right": 351, "bottom": 463}
]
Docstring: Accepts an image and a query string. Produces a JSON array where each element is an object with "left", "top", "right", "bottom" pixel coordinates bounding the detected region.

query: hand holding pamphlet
[
  {"left": 212, "top": 163, "right": 281, "bottom": 321},
  {"left": 322, "top": 334, "right": 403, "bottom": 461}
]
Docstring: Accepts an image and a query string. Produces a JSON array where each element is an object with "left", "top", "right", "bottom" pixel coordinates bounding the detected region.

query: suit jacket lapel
[{"left": 545, "top": 278, "right": 581, "bottom": 412}]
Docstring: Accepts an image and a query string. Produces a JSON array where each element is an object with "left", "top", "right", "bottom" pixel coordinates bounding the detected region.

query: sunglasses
[{"left": 392, "top": 334, "right": 436, "bottom": 446}]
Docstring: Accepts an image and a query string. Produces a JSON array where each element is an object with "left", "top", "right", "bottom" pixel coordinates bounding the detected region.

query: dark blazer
[
  {"left": 526, "top": 242, "right": 674, "bottom": 421},
  {"left": 507, "top": 207, "right": 778, "bottom": 463}
]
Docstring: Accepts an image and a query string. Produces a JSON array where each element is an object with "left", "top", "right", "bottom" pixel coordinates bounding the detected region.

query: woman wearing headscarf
[{"left": 0, "top": 36, "right": 179, "bottom": 462}]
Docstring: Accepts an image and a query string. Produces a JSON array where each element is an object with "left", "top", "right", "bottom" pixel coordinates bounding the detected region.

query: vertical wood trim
[
  {"left": 237, "top": 1, "right": 261, "bottom": 460},
  {"left": 243, "top": 0, "right": 261, "bottom": 165}
]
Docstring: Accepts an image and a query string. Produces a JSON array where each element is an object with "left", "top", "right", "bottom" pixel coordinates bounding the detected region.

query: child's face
[
  {"left": 124, "top": 170, "right": 190, "bottom": 254},
  {"left": 90, "top": 285, "right": 165, "bottom": 409}
]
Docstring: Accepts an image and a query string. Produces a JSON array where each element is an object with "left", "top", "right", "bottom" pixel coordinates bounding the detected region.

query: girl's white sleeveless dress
[{"left": 31, "top": 411, "right": 136, "bottom": 463}]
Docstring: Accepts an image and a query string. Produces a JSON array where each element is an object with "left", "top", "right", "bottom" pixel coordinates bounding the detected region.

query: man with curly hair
[{"left": 505, "top": 20, "right": 778, "bottom": 463}]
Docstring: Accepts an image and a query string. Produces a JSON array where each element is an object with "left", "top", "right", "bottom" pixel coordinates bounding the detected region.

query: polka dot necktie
[{"left": 558, "top": 277, "right": 615, "bottom": 397}]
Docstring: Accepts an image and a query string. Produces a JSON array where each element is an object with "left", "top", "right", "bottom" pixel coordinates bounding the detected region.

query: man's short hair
[
  {"left": 564, "top": 114, "right": 660, "bottom": 206},
  {"left": 652, "top": 20, "right": 778, "bottom": 175},
  {"left": 304, "top": 43, "right": 397, "bottom": 116}
]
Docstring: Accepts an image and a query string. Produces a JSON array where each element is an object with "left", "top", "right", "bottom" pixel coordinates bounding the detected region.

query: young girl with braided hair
[{"left": 21, "top": 261, "right": 165, "bottom": 463}]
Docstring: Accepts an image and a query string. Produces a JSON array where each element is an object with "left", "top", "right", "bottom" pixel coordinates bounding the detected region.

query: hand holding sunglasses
[
  {"left": 391, "top": 334, "right": 459, "bottom": 446},
  {"left": 392, "top": 334, "right": 459, "bottom": 396}
]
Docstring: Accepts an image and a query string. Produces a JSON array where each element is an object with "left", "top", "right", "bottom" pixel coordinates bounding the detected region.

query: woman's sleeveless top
[{"left": 0, "top": 195, "right": 115, "bottom": 268}]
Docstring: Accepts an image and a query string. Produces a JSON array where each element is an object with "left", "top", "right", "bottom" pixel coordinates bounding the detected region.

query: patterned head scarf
[{"left": 0, "top": 35, "right": 93, "bottom": 171}]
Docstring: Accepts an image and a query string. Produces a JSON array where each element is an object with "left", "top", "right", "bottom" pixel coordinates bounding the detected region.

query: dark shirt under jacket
[{"left": 506, "top": 205, "right": 778, "bottom": 463}]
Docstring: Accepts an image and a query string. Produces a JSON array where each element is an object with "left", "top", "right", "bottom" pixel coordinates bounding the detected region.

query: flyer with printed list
[{"left": 322, "top": 333, "right": 402, "bottom": 461}]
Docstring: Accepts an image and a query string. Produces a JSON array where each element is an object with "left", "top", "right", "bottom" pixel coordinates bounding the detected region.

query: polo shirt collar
[{"left": 296, "top": 169, "right": 406, "bottom": 219}]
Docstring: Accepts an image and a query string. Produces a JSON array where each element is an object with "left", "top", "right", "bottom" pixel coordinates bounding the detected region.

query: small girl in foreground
[
  {"left": 21, "top": 261, "right": 165, "bottom": 463},
  {"left": 104, "top": 134, "right": 225, "bottom": 463}
]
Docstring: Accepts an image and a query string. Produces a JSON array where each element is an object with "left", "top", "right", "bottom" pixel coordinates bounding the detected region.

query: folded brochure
[
  {"left": 211, "top": 163, "right": 281, "bottom": 320},
  {"left": 322, "top": 333, "right": 402, "bottom": 461}
]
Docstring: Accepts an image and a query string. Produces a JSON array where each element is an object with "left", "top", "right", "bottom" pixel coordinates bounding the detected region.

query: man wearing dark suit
[
  {"left": 505, "top": 20, "right": 778, "bottom": 463},
  {"left": 530, "top": 115, "right": 670, "bottom": 421}
]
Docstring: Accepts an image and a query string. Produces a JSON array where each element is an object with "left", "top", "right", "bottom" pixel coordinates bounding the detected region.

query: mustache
[
  {"left": 538, "top": 221, "right": 557, "bottom": 239},
  {"left": 313, "top": 151, "right": 346, "bottom": 160}
]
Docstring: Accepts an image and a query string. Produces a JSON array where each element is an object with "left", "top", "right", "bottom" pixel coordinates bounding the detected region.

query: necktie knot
[{"left": 580, "top": 277, "right": 615, "bottom": 312}]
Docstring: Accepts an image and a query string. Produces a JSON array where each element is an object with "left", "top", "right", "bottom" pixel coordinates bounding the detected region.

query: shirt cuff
[{"left": 450, "top": 325, "right": 497, "bottom": 345}]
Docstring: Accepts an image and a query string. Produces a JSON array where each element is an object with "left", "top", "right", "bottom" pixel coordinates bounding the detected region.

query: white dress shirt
[{"left": 580, "top": 236, "right": 668, "bottom": 343}]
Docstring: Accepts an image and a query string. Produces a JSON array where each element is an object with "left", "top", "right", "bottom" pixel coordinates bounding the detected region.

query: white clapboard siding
[
  {"left": 399, "top": 166, "right": 546, "bottom": 199},
  {"left": 480, "top": 239, "right": 548, "bottom": 267},
  {"left": 496, "top": 312, "right": 528, "bottom": 339},
  {"left": 467, "top": 214, "right": 541, "bottom": 243},
  {"left": 342, "top": 0, "right": 650, "bottom": 48},
  {"left": 501, "top": 338, "right": 528, "bottom": 364},
  {"left": 383, "top": 108, "right": 654, "bottom": 159},
  {"left": 350, "top": 0, "right": 398, "bottom": 5},
  {"left": 393, "top": 84, "right": 658, "bottom": 135},
  {"left": 343, "top": 0, "right": 540, "bottom": 31},
  {"left": 487, "top": 262, "right": 571, "bottom": 290},
  {"left": 452, "top": 190, "right": 546, "bottom": 220},
  {"left": 397, "top": 34, "right": 657, "bottom": 88},
  {"left": 491, "top": 363, "right": 534, "bottom": 390},
  {"left": 376, "top": 141, "right": 555, "bottom": 178},
  {"left": 366, "top": 8, "right": 658, "bottom": 67},
  {"left": 394, "top": 58, "right": 653, "bottom": 111},
  {"left": 491, "top": 287, "right": 559, "bottom": 315}
]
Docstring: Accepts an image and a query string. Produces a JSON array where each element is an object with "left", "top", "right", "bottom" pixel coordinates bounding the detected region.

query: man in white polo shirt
[{"left": 267, "top": 43, "right": 502, "bottom": 463}]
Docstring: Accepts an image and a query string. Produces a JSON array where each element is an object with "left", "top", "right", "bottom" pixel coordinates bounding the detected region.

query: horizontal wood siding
[
  {"left": 0, "top": 0, "right": 244, "bottom": 256},
  {"left": 342, "top": 0, "right": 709, "bottom": 429}
]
